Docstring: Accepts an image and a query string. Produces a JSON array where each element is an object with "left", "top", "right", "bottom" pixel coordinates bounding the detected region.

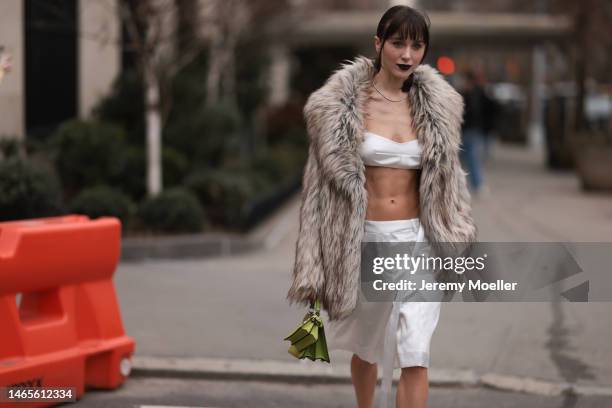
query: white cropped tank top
[{"left": 359, "top": 131, "right": 422, "bottom": 170}]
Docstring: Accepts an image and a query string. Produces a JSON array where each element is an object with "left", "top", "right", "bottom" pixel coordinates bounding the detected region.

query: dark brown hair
[{"left": 374, "top": 5, "right": 430, "bottom": 91}]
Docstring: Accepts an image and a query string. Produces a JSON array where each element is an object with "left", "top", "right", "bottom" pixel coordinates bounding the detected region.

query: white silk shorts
[{"left": 326, "top": 218, "right": 442, "bottom": 407}]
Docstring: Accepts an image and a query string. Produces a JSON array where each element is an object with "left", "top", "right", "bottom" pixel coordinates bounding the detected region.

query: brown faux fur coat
[{"left": 286, "top": 56, "right": 478, "bottom": 321}]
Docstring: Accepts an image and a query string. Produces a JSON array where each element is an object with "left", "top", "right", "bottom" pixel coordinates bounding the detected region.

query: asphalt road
[{"left": 74, "top": 376, "right": 612, "bottom": 408}]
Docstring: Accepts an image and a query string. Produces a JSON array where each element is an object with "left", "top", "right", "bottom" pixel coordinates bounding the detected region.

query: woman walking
[{"left": 286, "top": 5, "right": 477, "bottom": 408}]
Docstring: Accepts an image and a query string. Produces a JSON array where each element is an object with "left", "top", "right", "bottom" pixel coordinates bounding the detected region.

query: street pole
[{"left": 528, "top": 45, "right": 546, "bottom": 153}]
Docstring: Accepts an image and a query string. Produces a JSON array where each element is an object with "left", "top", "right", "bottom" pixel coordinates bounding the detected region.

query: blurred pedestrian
[
  {"left": 481, "top": 80, "right": 500, "bottom": 164},
  {"left": 460, "top": 70, "right": 490, "bottom": 196}
]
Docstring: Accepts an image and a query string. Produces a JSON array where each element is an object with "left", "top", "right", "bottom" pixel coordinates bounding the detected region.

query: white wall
[{"left": 0, "top": 0, "right": 24, "bottom": 139}]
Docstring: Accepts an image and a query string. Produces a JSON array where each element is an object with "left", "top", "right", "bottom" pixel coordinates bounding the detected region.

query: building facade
[{"left": 0, "top": 0, "right": 120, "bottom": 140}]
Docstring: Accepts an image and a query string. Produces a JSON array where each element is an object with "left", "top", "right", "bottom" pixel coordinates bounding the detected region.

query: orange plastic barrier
[{"left": 0, "top": 215, "right": 135, "bottom": 407}]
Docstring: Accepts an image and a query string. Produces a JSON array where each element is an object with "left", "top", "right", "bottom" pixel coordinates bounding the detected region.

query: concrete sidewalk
[{"left": 115, "top": 143, "right": 612, "bottom": 395}]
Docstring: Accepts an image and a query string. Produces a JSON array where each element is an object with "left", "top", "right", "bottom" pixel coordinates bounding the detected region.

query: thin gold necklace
[{"left": 371, "top": 80, "right": 407, "bottom": 103}]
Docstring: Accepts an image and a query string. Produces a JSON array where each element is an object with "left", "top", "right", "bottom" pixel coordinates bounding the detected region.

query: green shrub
[
  {"left": 234, "top": 38, "right": 269, "bottom": 119},
  {"left": 184, "top": 168, "right": 271, "bottom": 227},
  {"left": 138, "top": 188, "right": 205, "bottom": 233},
  {"left": 93, "top": 69, "right": 145, "bottom": 146},
  {"left": 50, "top": 120, "right": 128, "bottom": 194},
  {"left": 162, "top": 147, "right": 189, "bottom": 188},
  {"left": 167, "top": 51, "right": 209, "bottom": 123},
  {"left": 0, "top": 158, "right": 64, "bottom": 221},
  {"left": 165, "top": 53, "right": 232, "bottom": 156},
  {"left": 251, "top": 143, "right": 308, "bottom": 183},
  {"left": 115, "top": 146, "right": 190, "bottom": 201},
  {"left": 165, "top": 101, "right": 244, "bottom": 166},
  {"left": 69, "top": 186, "right": 135, "bottom": 227},
  {"left": 118, "top": 146, "right": 146, "bottom": 200},
  {"left": 0, "top": 137, "right": 24, "bottom": 159}
]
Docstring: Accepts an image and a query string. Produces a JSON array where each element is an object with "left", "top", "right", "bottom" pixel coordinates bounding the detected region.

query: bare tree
[
  {"left": 204, "top": 0, "right": 247, "bottom": 107},
  {"left": 203, "top": 0, "right": 290, "bottom": 107},
  {"left": 119, "top": 0, "right": 213, "bottom": 196},
  {"left": 120, "top": 0, "right": 290, "bottom": 196}
]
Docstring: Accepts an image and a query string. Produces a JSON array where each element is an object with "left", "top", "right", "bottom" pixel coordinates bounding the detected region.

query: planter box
[{"left": 571, "top": 131, "right": 612, "bottom": 191}]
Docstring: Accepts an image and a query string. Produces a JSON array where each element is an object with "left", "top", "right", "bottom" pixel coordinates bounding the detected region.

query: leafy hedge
[
  {"left": 138, "top": 188, "right": 206, "bottom": 233},
  {"left": 0, "top": 158, "right": 64, "bottom": 221},
  {"left": 69, "top": 186, "right": 135, "bottom": 227},
  {"left": 50, "top": 120, "right": 128, "bottom": 195},
  {"left": 185, "top": 168, "right": 270, "bottom": 228}
]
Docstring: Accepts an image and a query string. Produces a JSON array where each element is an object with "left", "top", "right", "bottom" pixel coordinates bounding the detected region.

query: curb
[
  {"left": 131, "top": 356, "right": 612, "bottom": 397},
  {"left": 121, "top": 233, "right": 259, "bottom": 262},
  {"left": 120, "top": 194, "right": 301, "bottom": 262}
]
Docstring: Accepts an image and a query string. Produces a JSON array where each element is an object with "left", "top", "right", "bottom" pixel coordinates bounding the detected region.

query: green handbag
[{"left": 284, "top": 298, "right": 330, "bottom": 363}]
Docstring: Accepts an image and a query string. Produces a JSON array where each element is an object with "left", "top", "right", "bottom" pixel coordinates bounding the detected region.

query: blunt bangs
[{"left": 379, "top": 7, "right": 430, "bottom": 45}]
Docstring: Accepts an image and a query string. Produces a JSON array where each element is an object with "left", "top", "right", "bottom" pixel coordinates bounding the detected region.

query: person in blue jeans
[
  {"left": 461, "top": 127, "right": 484, "bottom": 191},
  {"left": 460, "top": 70, "right": 493, "bottom": 195}
]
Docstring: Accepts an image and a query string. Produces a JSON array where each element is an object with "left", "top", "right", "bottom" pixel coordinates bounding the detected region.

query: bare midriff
[
  {"left": 364, "top": 166, "right": 420, "bottom": 221},
  {"left": 363, "top": 84, "right": 420, "bottom": 221}
]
